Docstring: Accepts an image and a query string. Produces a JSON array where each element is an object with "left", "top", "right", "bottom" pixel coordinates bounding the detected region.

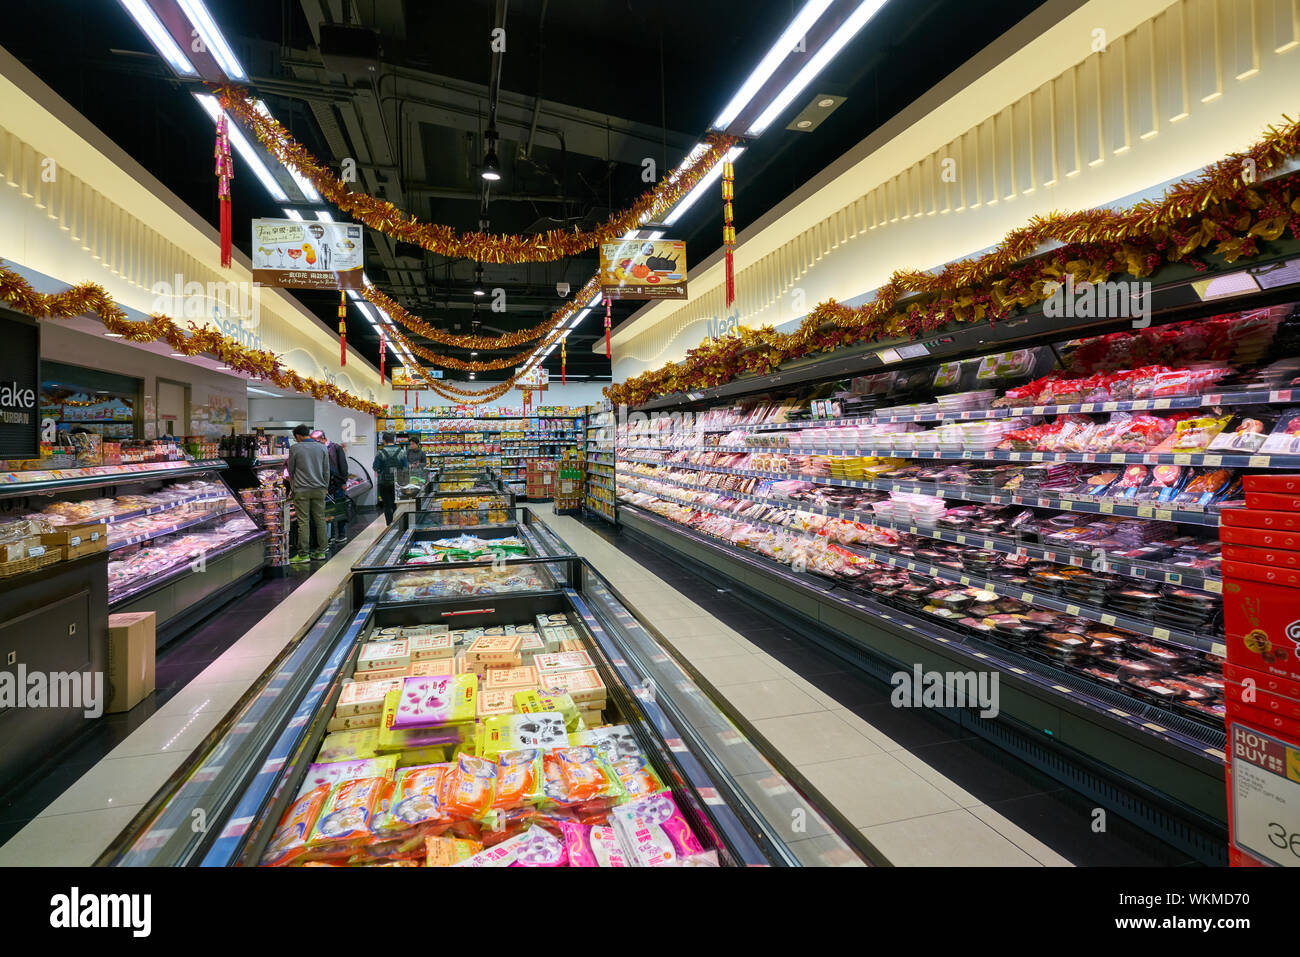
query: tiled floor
[
  {"left": 0, "top": 510, "right": 391, "bottom": 865},
  {"left": 540, "top": 507, "right": 1198, "bottom": 867}
]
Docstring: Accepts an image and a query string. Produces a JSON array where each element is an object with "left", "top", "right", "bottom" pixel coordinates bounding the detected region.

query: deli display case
[
  {"left": 95, "top": 509, "right": 876, "bottom": 867},
  {"left": 0, "top": 459, "right": 266, "bottom": 643}
]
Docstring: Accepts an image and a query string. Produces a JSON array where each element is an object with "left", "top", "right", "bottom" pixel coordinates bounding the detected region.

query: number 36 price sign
[{"left": 1230, "top": 723, "right": 1300, "bottom": 867}]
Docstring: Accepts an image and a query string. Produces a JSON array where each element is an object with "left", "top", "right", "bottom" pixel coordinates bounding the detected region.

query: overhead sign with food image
[
  {"left": 599, "top": 239, "right": 688, "bottom": 300},
  {"left": 251, "top": 218, "right": 364, "bottom": 289}
]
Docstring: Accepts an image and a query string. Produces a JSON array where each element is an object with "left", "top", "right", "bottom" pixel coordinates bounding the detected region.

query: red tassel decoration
[
  {"left": 379, "top": 332, "right": 386, "bottom": 384},
  {"left": 215, "top": 115, "right": 233, "bottom": 269},
  {"left": 561, "top": 339, "right": 567, "bottom": 385},
  {"left": 722, "top": 161, "right": 735, "bottom": 307},
  {"left": 604, "top": 298, "right": 612, "bottom": 358},
  {"left": 338, "top": 291, "right": 347, "bottom": 367}
]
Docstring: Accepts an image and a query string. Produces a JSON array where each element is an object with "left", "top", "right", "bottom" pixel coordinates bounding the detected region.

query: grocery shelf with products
[
  {"left": 614, "top": 266, "right": 1300, "bottom": 853},
  {"left": 99, "top": 506, "right": 875, "bottom": 867},
  {"left": 378, "top": 407, "right": 587, "bottom": 497},
  {"left": 584, "top": 406, "right": 617, "bottom": 524}
]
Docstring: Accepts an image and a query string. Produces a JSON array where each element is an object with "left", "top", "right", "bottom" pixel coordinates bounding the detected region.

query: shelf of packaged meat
[{"left": 98, "top": 509, "right": 871, "bottom": 867}]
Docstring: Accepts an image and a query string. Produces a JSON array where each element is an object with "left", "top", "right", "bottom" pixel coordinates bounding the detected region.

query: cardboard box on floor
[{"left": 107, "top": 611, "right": 156, "bottom": 713}]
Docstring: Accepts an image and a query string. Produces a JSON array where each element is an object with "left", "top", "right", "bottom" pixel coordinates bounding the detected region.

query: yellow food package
[
  {"left": 426, "top": 835, "right": 482, "bottom": 867},
  {"left": 316, "top": 728, "right": 381, "bottom": 763}
]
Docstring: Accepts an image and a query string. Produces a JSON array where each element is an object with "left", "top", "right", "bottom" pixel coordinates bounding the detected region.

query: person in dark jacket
[
  {"left": 372, "top": 432, "right": 408, "bottom": 525},
  {"left": 313, "top": 429, "right": 350, "bottom": 544},
  {"left": 287, "top": 424, "right": 330, "bottom": 563}
]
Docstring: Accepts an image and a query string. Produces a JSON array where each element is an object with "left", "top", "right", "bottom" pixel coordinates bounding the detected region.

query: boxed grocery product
[
  {"left": 476, "top": 687, "right": 516, "bottom": 719},
  {"left": 1222, "top": 543, "right": 1300, "bottom": 570},
  {"left": 408, "top": 631, "right": 454, "bottom": 660},
  {"left": 534, "top": 650, "right": 595, "bottom": 675},
  {"left": 1244, "top": 491, "right": 1300, "bottom": 512},
  {"left": 334, "top": 677, "right": 404, "bottom": 718},
  {"left": 356, "top": 639, "right": 410, "bottom": 673},
  {"left": 409, "top": 659, "right": 455, "bottom": 678},
  {"left": 483, "top": 664, "right": 540, "bottom": 691},
  {"left": 1244, "top": 474, "right": 1300, "bottom": 494},
  {"left": 326, "top": 712, "right": 383, "bottom": 732},
  {"left": 316, "top": 729, "right": 381, "bottom": 763},
  {"left": 463, "top": 633, "right": 523, "bottom": 668},
  {"left": 480, "top": 711, "right": 570, "bottom": 757},
  {"left": 42, "top": 522, "right": 108, "bottom": 558},
  {"left": 106, "top": 611, "right": 156, "bottom": 713},
  {"left": 1219, "top": 524, "right": 1300, "bottom": 551},
  {"left": 384, "top": 674, "right": 478, "bottom": 730},
  {"left": 1221, "top": 560, "right": 1300, "bottom": 684},
  {"left": 360, "top": 666, "right": 406, "bottom": 682},
  {"left": 540, "top": 667, "right": 607, "bottom": 706},
  {"left": 1221, "top": 509, "right": 1300, "bottom": 532}
]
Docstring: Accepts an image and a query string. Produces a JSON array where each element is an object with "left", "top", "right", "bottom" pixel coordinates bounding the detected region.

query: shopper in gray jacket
[{"left": 287, "top": 424, "right": 330, "bottom": 563}]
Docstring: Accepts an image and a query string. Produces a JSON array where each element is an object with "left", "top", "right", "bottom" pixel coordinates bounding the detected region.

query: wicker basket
[{"left": 0, "top": 549, "right": 64, "bottom": 579}]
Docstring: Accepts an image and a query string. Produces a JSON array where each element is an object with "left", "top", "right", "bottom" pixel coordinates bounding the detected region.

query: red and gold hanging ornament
[
  {"left": 722, "top": 159, "right": 736, "bottom": 307},
  {"left": 214, "top": 113, "right": 234, "bottom": 268},
  {"left": 604, "top": 297, "right": 612, "bottom": 359},
  {"left": 218, "top": 84, "right": 737, "bottom": 266},
  {"left": 338, "top": 291, "right": 347, "bottom": 367},
  {"left": 561, "top": 337, "right": 567, "bottom": 385},
  {"left": 379, "top": 331, "right": 386, "bottom": 384}
]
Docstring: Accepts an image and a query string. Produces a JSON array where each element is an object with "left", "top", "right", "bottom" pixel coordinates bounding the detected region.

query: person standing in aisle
[
  {"left": 373, "top": 431, "right": 408, "bottom": 525},
  {"left": 405, "top": 434, "right": 427, "bottom": 472},
  {"left": 313, "top": 429, "right": 350, "bottom": 545},
  {"left": 287, "top": 424, "right": 330, "bottom": 563}
]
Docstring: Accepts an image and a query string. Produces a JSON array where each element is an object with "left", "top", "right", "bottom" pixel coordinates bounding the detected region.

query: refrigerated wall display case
[
  {"left": 611, "top": 234, "right": 1300, "bottom": 862},
  {"left": 98, "top": 507, "right": 874, "bottom": 867},
  {"left": 585, "top": 406, "right": 616, "bottom": 524},
  {"left": 0, "top": 459, "right": 266, "bottom": 642}
]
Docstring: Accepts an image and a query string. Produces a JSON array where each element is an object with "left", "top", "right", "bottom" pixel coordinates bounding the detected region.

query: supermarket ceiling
[{"left": 3, "top": 0, "right": 1048, "bottom": 382}]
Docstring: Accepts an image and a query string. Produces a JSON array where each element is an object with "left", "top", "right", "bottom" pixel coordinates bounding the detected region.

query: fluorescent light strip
[
  {"left": 663, "top": 147, "right": 745, "bottom": 225},
  {"left": 194, "top": 94, "right": 289, "bottom": 201},
  {"left": 354, "top": 302, "right": 375, "bottom": 322},
  {"left": 118, "top": 0, "right": 198, "bottom": 76},
  {"left": 315, "top": 210, "right": 335, "bottom": 222},
  {"left": 255, "top": 101, "right": 320, "bottom": 201},
  {"left": 177, "top": 0, "right": 247, "bottom": 80},
  {"left": 281, "top": 208, "right": 304, "bottom": 221},
  {"left": 747, "top": 0, "right": 889, "bottom": 135},
  {"left": 713, "top": 0, "right": 833, "bottom": 129},
  {"left": 570, "top": 308, "right": 591, "bottom": 328}
]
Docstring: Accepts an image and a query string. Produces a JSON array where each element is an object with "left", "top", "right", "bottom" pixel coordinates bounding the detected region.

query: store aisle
[
  {"left": 534, "top": 506, "right": 1198, "bottom": 867},
  {"left": 0, "top": 510, "right": 389, "bottom": 865}
]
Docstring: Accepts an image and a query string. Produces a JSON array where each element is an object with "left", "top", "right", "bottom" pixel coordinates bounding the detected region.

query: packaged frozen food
[
  {"left": 609, "top": 792, "right": 705, "bottom": 867},
  {"left": 261, "top": 785, "right": 330, "bottom": 866}
]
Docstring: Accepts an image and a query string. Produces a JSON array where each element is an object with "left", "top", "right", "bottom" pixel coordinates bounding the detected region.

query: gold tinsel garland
[
  {"left": 607, "top": 114, "right": 1300, "bottom": 407},
  {"left": 218, "top": 85, "right": 737, "bottom": 266},
  {"left": 383, "top": 321, "right": 551, "bottom": 405},
  {"left": 0, "top": 263, "right": 386, "bottom": 416}
]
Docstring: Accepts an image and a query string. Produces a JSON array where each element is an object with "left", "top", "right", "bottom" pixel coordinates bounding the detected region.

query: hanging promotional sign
[
  {"left": 516, "top": 365, "right": 549, "bottom": 391},
  {"left": 0, "top": 310, "right": 40, "bottom": 459},
  {"left": 389, "top": 368, "right": 443, "bottom": 384},
  {"left": 251, "top": 218, "right": 364, "bottom": 289},
  {"left": 599, "top": 238, "right": 688, "bottom": 300}
]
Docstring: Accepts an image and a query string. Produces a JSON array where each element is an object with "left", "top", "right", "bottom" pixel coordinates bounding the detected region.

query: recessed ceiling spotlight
[
  {"left": 796, "top": 120, "right": 813, "bottom": 128},
  {"left": 818, "top": 97, "right": 836, "bottom": 108}
]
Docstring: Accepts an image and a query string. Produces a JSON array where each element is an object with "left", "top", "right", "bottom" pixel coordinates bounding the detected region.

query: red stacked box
[
  {"left": 525, "top": 459, "right": 556, "bottom": 500},
  {"left": 1220, "top": 474, "right": 1300, "bottom": 867}
]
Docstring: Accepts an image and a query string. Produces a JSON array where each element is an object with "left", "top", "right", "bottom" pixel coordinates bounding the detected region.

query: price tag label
[
  {"left": 1211, "top": 642, "right": 1227, "bottom": 657},
  {"left": 1174, "top": 454, "right": 1191, "bottom": 465},
  {"left": 1137, "top": 506, "right": 1154, "bottom": 518},
  {"left": 956, "top": 534, "right": 967, "bottom": 544},
  {"left": 1205, "top": 579, "right": 1223, "bottom": 594},
  {"left": 1083, "top": 453, "right": 1097, "bottom": 463},
  {"left": 1081, "top": 403, "right": 1095, "bottom": 413},
  {"left": 1102, "top": 402, "right": 1118, "bottom": 411},
  {"left": 1060, "top": 500, "right": 1073, "bottom": 510},
  {"left": 1066, "top": 604, "right": 1081, "bottom": 616},
  {"left": 1110, "top": 454, "right": 1127, "bottom": 464},
  {"left": 1133, "top": 400, "right": 1150, "bottom": 410},
  {"left": 1228, "top": 724, "right": 1300, "bottom": 868},
  {"left": 959, "top": 575, "right": 971, "bottom": 585},
  {"left": 1155, "top": 509, "right": 1172, "bottom": 521},
  {"left": 1249, "top": 456, "right": 1272, "bottom": 468},
  {"left": 1132, "top": 566, "right": 1146, "bottom": 578},
  {"left": 1151, "top": 627, "right": 1171, "bottom": 640},
  {"left": 1101, "top": 614, "right": 1117, "bottom": 626},
  {"left": 1269, "top": 390, "right": 1294, "bottom": 403},
  {"left": 982, "top": 540, "right": 994, "bottom": 550},
  {"left": 962, "top": 450, "right": 975, "bottom": 459},
  {"left": 1032, "top": 406, "right": 1046, "bottom": 415},
  {"left": 1020, "top": 592, "right": 1034, "bottom": 604},
  {"left": 1167, "top": 572, "right": 1182, "bottom": 585},
  {"left": 1099, "top": 501, "right": 1114, "bottom": 513},
  {"left": 1031, "top": 452, "right": 1044, "bottom": 461}
]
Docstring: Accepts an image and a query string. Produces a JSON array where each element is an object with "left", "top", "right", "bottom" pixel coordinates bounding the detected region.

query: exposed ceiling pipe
[{"left": 523, "top": 0, "right": 548, "bottom": 160}]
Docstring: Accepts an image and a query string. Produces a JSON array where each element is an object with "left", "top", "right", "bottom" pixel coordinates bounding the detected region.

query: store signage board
[
  {"left": 251, "top": 218, "right": 364, "bottom": 289},
  {"left": 599, "top": 239, "right": 688, "bottom": 300},
  {"left": 0, "top": 310, "right": 40, "bottom": 459},
  {"left": 1230, "top": 722, "right": 1300, "bottom": 867}
]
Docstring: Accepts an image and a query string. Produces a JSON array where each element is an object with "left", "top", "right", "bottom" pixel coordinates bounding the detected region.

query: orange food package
[
  {"left": 425, "top": 835, "right": 483, "bottom": 866},
  {"left": 492, "top": 749, "right": 543, "bottom": 810},
  {"left": 439, "top": 753, "right": 498, "bottom": 820},
  {"left": 261, "top": 784, "right": 331, "bottom": 866},
  {"left": 306, "top": 776, "right": 388, "bottom": 849},
  {"left": 554, "top": 747, "right": 624, "bottom": 803}
]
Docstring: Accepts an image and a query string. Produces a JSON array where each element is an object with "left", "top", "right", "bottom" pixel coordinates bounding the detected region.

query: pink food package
[
  {"left": 454, "top": 825, "right": 564, "bottom": 867},
  {"left": 561, "top": 820, "right": 629, "bottom": 867},
  {"left": 609, "top": 792, "right": 704, "bottom": 866}
]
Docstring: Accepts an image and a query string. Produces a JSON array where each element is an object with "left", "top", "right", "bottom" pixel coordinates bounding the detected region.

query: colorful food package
[
  {"left": 480, "top": 711, "right": 570, "bottom": 758},
  {"left": 453, "top": 825, "right": 564, "bottom": 867},
  {"left": 408, "top": 659, "right": 456, "bottom": 678},
  {"left": 261, "top": 784, "right": 330, "bottom": 866},
  {"left": 492, "top": 749, "right": 544, "bottom": 809},
  {"left": 561, "top": 821, "right": 629, "bottom": 867},
  {"left": 554, "top": 746, "right": 625, "bottom": 802},
  {"left": 483, "top": 664, "right": 540, "bottom": 691},
  {"left": 572, "top": 724, "right": 641, "bottom": 763},
  {"left": 534, "top": 650, "right": 595, "bottom": 675},
  {"left": 356, "top": 638, "right": 410, "bottom": 673},
  {"left": 1208, "top": 416, "right": 1269, "bottom": 452},
  {"left": 515, "top": 689, "right": 581, "bottom": 732},
  {"left": 333, "top": 677, "right": 404, "bottom": 718},
  {"left": 518, "top": 631, "right": 545, "bottom": 661},
  {"left": 425, "top": 835, "right": 482, "bottom": 867},
  {"left": 439, "top": 753, "right": 498, "bottom": 819},
  {"left": 1259, "top": 408, "right": 1300, "bottom": 454},
  {"left": 298, "top": 755, "right": 397, "bottom": 796},
  {"left": 1170, "top": 415, "right": 1232, "bottom": 451},
  {"left": 373, "top": 764, "right": 449, "bottom": 832},
  {"left": 385, "top": 673, "right": 478, "bottom": 731},
  {"left": 609, "top": 752, "right": 664, "bottom": 799},
  {"left": 316, "top": 728, "right": 381, "bottom": 763},
  {"left": 609, "top": 792, "right": 705, "bottom": 867},
  {"left": 306, "top": 776, "right": 389, "bottom": 848}
]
